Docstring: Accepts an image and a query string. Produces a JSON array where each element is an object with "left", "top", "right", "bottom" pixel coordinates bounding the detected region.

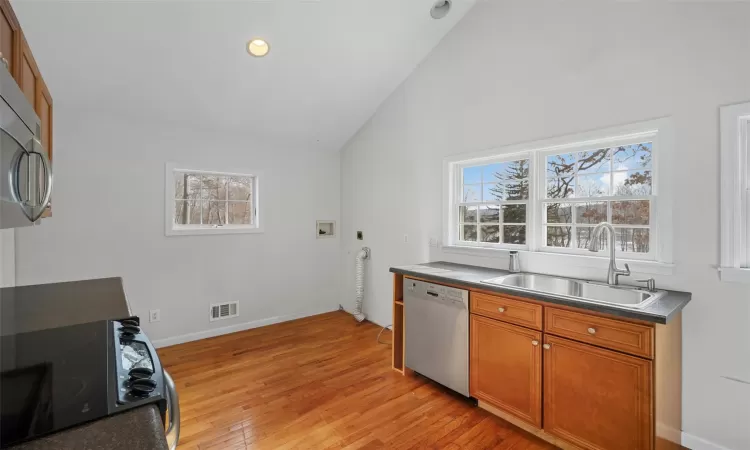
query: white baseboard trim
[
  {"left": 656, "top": 423, "right": 682, "bottom": 445},
  {"left": 152, "top": 306, "right": 339, "bottom": 348},
  {"left": 681, "top": 432, "right": 731, "bottom": 450}
]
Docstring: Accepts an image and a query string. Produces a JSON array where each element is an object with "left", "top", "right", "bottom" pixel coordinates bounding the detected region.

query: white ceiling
[{"left": 12, "top": 0, "right": 473, "bottom": 153}]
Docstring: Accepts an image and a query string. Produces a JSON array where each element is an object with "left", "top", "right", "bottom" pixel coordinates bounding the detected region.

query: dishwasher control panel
[{"left": 406, "top": 279, "right": 468, "bottom": 307}]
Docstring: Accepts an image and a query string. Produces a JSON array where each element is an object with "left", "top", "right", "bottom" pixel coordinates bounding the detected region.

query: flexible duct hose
[{"left": 352, "top": 247, "right": 370, "bottom": 322}]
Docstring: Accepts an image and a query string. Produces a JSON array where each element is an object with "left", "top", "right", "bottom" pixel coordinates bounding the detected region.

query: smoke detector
[{"left": 430, "top": 0, "right": 451, "bottom": 19}]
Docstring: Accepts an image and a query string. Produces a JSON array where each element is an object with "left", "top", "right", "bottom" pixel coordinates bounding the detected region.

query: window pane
[
  {"left": 228, "top": 202, "right": 251, "bottom": 225},
  {"left": 203, "top": 201, "right": 226, "bottom": 225},
  {"left": 576, "top": 173, "right": 610, "bottom": 197},
  {"left": 228, "top": 177, "right": 252, "bottom": 201},
  {"left": 576, "top": 202, "right": 607, "bottom": 224},
  {"left": 503, "top": 225, "right": 526, "bottom": 244},
  {"left": 485, "top": 180, "right": 529, "bottom": 201},
  {"left": 479, "top": 205, "right": 500, "bottom": 223},
  {"left": 547, "top": 177, "right": 575, "bottom": 199},
  {"left": 459, "top": 206, "right": 477, "bottom": 223},
  {"left": 200, "top": 176, "right": 226, "bottom": 200},
  {"left": 613, "top": 170, "right": 651, "bottom": 196},
  {"left": 463, "top": 185, "right": 481, "bottom": 202},
  {"left": 174, "top": 174, "right": 201, "bottom": 200},
  {"left": 480, "top": 225, "right": 500, "bottom": 243},
  {"left": 546, "top": 203, "right": 573, "bottom": 224},
  {"left": 174, "top": 201, "right": 188, "bottom": 225},
  {"left": 547, "top": 153, "right": 576, "bottom": 177},
  {"left": 503, "top": 204, "right": 526, "bottom": 224},
  {"left": 546, "top": 226, "right": 572, "bottom": 247},
  {"left": 483, "top": 159, "right": 529, "bottom": 182},
  {"left": 612, "top": 200, "right": 649, "bottom": 225},
  {"left": 463, "top": 166, "right": 482, "bottom": 184},
  {"left": 461, "top": 224, "right": 478, "bottom": 242},
  {"left": 576, "top": 226, "right": 608, "bottom": 250},
  {"left": 615, "top": 228, "right": 650, "bottom": 253},
  {"left": 578, "top": 148, "right": 610, "bottom": 174},
  {"left": 613, "top": 143, "right": 652, "bottom": 170}
]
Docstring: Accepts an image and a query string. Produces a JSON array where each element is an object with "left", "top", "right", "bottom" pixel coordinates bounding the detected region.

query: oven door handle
[{"left": 163, "top": 369, "right": 180, "bottom": 450}]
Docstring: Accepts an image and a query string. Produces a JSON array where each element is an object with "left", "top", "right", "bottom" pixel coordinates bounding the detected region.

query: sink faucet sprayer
[{"left": 588, "top": 222, "right": 630, "bottom": 285}]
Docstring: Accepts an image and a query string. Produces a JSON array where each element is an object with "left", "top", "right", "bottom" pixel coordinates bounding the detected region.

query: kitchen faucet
[{"left": 588, "top": 222, "right": 630, "bottom": 285}]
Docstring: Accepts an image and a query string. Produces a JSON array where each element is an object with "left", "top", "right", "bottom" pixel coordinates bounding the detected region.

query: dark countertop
[
  {"left": 390, "top": 262, "right": 691, "bottom": 324},
  {"left": 1, "top": 277, "right": 169, "bottom": 450},
  {"left": 9, "top": 406, "right": 168, "bottom": 450},
  {"left": 0, "top": 277, "right": 132, "bottom": 336}
]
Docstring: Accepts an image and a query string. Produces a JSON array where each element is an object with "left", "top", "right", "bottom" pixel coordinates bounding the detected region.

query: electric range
[{"left": 0, "top": 318, "right": 170, "bottom": 448}]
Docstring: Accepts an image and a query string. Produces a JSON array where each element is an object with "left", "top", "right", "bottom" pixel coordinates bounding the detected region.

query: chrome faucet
[{"left": 588, "top": 222, "right": 630, "bottom": 285}]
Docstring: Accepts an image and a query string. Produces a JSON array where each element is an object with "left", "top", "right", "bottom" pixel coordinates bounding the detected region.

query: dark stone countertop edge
[{"left": 390, "top": 263, "right": 691, "bottom": 324}]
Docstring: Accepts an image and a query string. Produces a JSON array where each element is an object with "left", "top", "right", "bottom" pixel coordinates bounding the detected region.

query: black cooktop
[{"left": 0, "top": 319, "right": 166, "bottom": 448}]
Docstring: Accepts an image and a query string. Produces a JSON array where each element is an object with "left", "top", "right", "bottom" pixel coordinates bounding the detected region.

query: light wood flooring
[{"left": 158, "top": 311, "right": 556, "bottom": 450}]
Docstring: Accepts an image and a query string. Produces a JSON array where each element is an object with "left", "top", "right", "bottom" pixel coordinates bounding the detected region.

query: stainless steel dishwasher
[{"left": 404, "top": 279, "right": 469, "bottom": 396}]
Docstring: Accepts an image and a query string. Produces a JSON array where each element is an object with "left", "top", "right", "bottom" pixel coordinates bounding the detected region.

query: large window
[
  {"left": 165, "top": 165, "right": 261, "bottom": 236},
  {"left": 720, "top": 102, "right": 750, "bottom": 282},
  {"left": 445, "top": 120, "right": 672, "bottom": 264}
]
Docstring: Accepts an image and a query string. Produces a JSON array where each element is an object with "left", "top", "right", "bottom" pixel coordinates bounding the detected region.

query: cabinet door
[
  {"left": 18, "top": 34, "right": 39, "bottom": 107},
  {"left": 470, "top": 314, "right": 541, "bottom": 427},
  {"left": 0, "top": 0, "right": 18, "bottom": 75},
  {"left": 543, "top": 334, "right": 653, "bottom": 450},
  {"left": 37, "top": 79, "right": 52, "bottom": 217}
]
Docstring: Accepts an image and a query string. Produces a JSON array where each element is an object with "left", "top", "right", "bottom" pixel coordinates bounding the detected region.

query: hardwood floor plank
[{"left": 158, "top": 311, "right": 554, "bottom": 450}]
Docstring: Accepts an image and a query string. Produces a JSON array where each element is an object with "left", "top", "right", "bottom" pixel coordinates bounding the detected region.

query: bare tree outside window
[{"left": 173, "top": 172, "right": 255, "bottom": 227}]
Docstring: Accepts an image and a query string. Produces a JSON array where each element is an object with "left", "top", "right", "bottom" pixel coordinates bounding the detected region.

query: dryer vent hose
[{"left": 352, "top": 247, "right": 370, "bottom": 322}]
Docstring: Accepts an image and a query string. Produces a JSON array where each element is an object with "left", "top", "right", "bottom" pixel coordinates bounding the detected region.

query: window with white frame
[
  {"left": 165, "top": 165, "right": 260, "bottom": 236},
  {"left": 720, "top": 102, "right": 750, "bottom": 282},
  {"left": 445, "top": 120, "right": 672, "bottom": 263},
  {"left": 457, "top": 157, "right": 530, "bottom": 247},
  {"left": 542, "top": 142, "right": 653, "bottom": 257}
]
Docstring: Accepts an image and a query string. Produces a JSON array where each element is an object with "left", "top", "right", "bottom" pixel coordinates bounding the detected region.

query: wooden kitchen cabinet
[
  {"left": 543, "top": 334, "right": 653, "bottom": 450},
  {"left": 0, "top": 1, "right": 17, "bottom": 76},
  {"left": 470, "top": 314, "right": 542, "bottom": 427}
]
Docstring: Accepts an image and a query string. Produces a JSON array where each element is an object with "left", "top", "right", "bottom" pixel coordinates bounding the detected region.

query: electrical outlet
[
  {"left": 149, "top": 309, "right": 161, "bottom": 323},
  {"left": 429, "top": 238, "right": 440, "bottom": 248},
  {"left": 403, "top": 234, "right": 408, "bottom": 243}
]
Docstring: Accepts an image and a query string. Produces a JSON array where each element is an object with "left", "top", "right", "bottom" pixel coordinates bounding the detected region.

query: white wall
[
  {"left": 340, "top": 1, "right": 750, "bottom": 449},
  {"left": 15, "top": 107, "right": 341, "bottom": 345}
]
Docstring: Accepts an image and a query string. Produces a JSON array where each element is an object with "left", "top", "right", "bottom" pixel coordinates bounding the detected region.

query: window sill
[
  {"left": 166, "top": 226, "right": 264, "bottom": 237},
  {"left": 718, "top": 267, "right": 750, "bottom": 284},
  {"left": 442, "top": 245, "right": 675, "bottom": 276}
]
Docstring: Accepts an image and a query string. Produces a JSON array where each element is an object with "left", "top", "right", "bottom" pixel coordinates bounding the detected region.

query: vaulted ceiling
[{"left": 13, "top": 0, "right": 473, "bottom": 152}]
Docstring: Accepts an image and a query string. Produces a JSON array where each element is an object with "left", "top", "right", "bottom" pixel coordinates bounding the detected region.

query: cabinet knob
[
  {"left": 587, "top": 327, "right": 597, "bottom": 335},
  {"left": 543, "top": 344, "right": 551, "bottom": 350},
  {"left": 531, "top": 340, "right": 539, "bottom": 346},
  {"left": 497, "top": 307, "right": 505, "bottom": 313},
  {"left": 0, "top": 53, "right": 7, "bottom": 70}
]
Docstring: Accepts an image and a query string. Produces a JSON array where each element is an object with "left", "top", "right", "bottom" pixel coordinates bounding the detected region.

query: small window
[
  {"left": 456, "top": 157, "right": 530, "bottom": 247},
  {"left": 720, "top": 102, "right": 750, "bottom": 282},
  {"left": 165, "top": 165, "right": 261, "bottom": 236}
]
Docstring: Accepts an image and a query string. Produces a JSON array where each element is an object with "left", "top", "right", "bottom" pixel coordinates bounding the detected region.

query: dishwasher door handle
[{"left": 426, "top": 291, "right": 439, "bottom": 297}]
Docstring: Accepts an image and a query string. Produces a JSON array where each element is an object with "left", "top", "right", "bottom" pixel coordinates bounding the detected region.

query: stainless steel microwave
[{"left": 0, "top": 65, "right": 52, "bottom": 229}]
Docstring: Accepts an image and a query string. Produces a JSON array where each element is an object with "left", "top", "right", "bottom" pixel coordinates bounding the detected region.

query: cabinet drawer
[
  {"left": 545, "top": 307, "right": 654, "bottom": 359},
  {"left": 471, "top": 292, "right": 542, "bottom": 330}
]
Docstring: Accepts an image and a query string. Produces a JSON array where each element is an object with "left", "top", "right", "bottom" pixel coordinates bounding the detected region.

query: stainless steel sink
[{"left": 481, "top": 273, "right": 664, "bottom": 309}]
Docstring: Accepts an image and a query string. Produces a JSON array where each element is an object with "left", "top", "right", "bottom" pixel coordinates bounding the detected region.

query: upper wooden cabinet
[
  {"left": 0, "top": 0, "right": 53, "bottom": 217},
  {"left": 470, "top": 314, "right": 542, "bottom": 427},
  {"left": 543, "top": 334, "right": 653, "bottom": 450},
  {"left": 0, "top": 0, "right": 18, "bottom": 76}
]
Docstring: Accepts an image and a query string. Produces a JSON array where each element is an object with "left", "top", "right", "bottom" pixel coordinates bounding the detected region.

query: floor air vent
[{"left": 210, "top": 302, "right": 239, "bottom": 321}]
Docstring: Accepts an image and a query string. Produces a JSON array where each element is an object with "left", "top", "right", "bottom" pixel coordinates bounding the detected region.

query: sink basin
[{"left": 481, "top": 273, "right": 664, "bottom": 309}]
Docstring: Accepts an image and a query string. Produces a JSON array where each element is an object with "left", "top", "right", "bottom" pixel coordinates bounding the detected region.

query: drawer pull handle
[
  {"left": 587, "top": 327, "right": 597, "bottom": 335},
  {"left": 543, "top": 344, "right": 551, "bottom": 350},
  {"left": 531, "top": 340, "right": 539, "bottom": 346},
  {"left": 497, "top": 307, "right": 505, "bottom": 313}
]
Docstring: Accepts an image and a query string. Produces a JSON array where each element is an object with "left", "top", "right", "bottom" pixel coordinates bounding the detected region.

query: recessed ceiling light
[
  {"left": 247, "top": 38, "right": 270, "bottom": 57},
  {"left": 430, "top": 0, "right": 451, "bottom": 19}
]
